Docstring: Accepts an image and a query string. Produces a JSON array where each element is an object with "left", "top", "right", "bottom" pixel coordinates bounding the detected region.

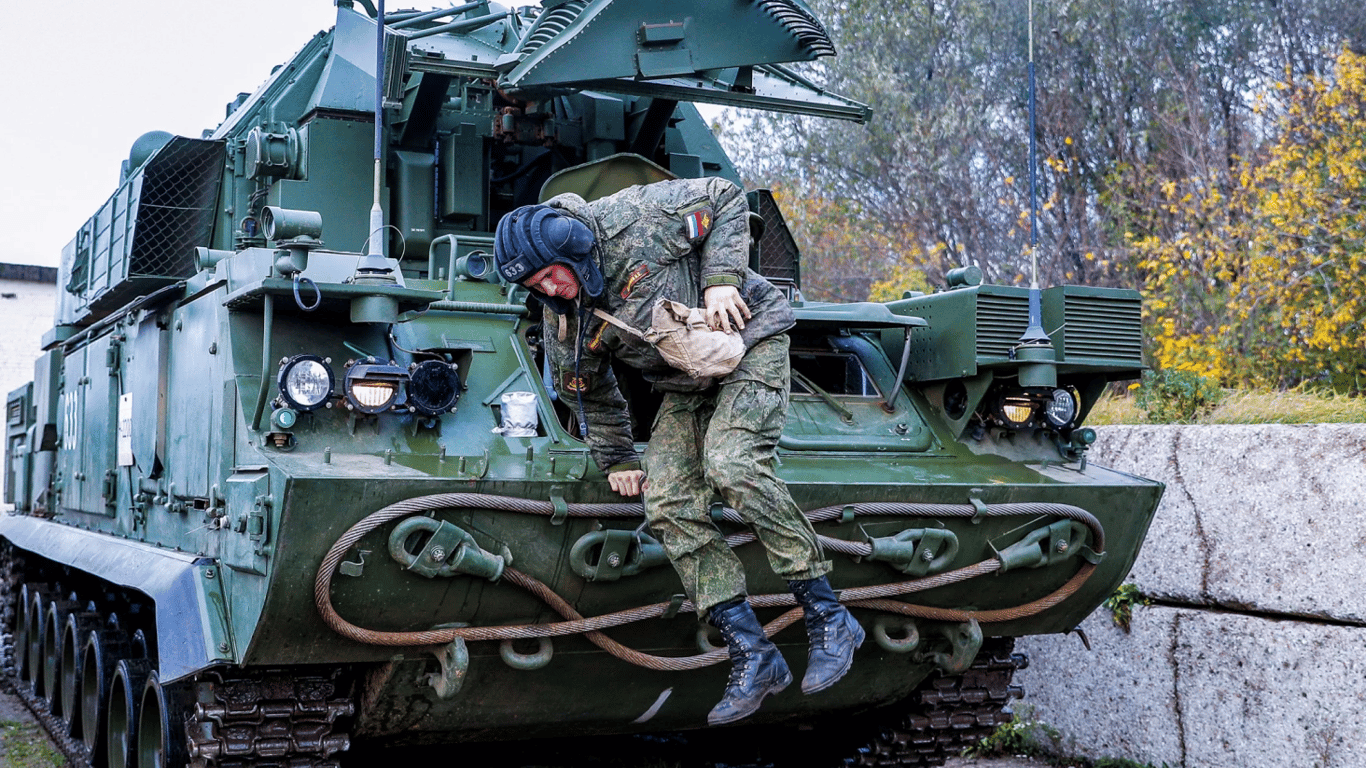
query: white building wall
[{"left": 0, "top": 276, "right": 57, "bottom": 400}]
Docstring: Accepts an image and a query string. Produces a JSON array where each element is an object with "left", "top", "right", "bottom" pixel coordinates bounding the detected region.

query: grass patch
[
  {"left": 964, "top": 704, "right": 1062, "bottom": 760},
  {"left": 0, "top": 719, "right": 66, "bottom": 768},
  {"left": 1103, "top": 583, "right": 1150, "bottom": 633},
  {"left": 1088, "top": 388, "right": 1366, "bottom": 425},
  {"left": 966, "top": 707, "right": 1173, "bottom": 767}
]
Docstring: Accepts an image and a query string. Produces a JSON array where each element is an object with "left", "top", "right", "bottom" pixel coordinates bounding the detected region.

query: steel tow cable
[{"left": 313, "top": 493, "right": 1104, "bottom": 670}]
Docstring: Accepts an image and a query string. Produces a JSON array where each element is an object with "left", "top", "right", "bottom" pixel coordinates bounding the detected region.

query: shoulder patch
[
  {"left": 561, "top": 372, "right": 591, "bottom": 393},
  {"left": 586, "top": 319, "right": 609, "bottom": 352},
  {"left": 621, "top": 263, "right": 650, "bottom": 299},
  {"left": 681, "top": 204, "right": 714, "bottom": 243}
]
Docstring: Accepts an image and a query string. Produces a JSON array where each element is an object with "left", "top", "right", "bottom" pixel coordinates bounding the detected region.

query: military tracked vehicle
[{"left": 1, "top": 2, "right": 1162, "bottom": 766}]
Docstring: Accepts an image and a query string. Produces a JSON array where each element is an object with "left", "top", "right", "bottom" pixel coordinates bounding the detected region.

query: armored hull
[{"left": 2, "top": 2, "right": 1161, "bottom": 766}]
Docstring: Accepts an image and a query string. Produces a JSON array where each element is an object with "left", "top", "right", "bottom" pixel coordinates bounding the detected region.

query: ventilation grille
[
  {"left": 975, "top": 293, "right": 1030, "bottom": 358},
  {"left": 753, "top": 0, "right": 836, "bottom": 57},
  {"left": 1062, "top": 294, "right": 1144, "bottom": 364},
  {"left": 749, "top": 189, "right": 800, "bottom": 285},
  {"left": 518, "top": 1, "right": 587, "bottom": 56}
]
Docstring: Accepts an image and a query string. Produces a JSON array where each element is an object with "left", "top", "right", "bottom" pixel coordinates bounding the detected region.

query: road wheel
[
  {"left": 43, "top": 597, "right": 80, "bottom": 714},
  {"left": 82, "top": 624, "right": 132, "bottom": 764},
  {"left": 107, "top": 658, "right": 152, "bottom": 768},
  {"left": 61, "top": 610, "right": 103, "bottom": 737},
  {"left": 136, "top": 671, "right": 192, "bottom": 768},
  {"left": 17, "top": 582, "right": 51, "bottom": 686}
]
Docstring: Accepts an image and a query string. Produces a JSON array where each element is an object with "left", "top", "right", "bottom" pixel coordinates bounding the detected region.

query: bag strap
[{"left": 590, "top": 308, "right": 648, "bottom": 341}]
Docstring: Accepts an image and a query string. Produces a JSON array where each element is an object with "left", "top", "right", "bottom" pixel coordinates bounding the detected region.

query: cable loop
[{"left": 292, "top": 275, "right": 322, "bottom": 312}]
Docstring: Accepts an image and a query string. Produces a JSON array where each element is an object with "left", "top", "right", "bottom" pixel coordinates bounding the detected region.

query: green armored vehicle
[{"left": 1, "top": 2, "right": 1161, "bottom": 766}]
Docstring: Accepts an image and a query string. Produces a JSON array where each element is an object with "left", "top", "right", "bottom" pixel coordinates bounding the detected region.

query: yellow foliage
[{"left": 1125, "top": 46, "right": 1366, "bottom": 393}]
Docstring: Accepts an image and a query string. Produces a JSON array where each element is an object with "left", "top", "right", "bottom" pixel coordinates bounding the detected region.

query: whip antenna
[
  {"left": 357, "top": 0, "right": 394, "bottom": 275},
  {"left": 1019, "top": 0, "right": 1050, "bottom": 346}
]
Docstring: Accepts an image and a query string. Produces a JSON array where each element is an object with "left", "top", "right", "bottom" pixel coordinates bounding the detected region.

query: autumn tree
[
  {"left": 1132, "top": 47, "right": 1366, "bottom": 392},
  {"left": 729, "top": 0, "right": 1366, "bottom": 303}
]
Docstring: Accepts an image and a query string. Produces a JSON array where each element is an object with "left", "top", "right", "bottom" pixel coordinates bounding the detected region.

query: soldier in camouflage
[{"left": 494, "top": 177, "right": 864, "bottom": 726}]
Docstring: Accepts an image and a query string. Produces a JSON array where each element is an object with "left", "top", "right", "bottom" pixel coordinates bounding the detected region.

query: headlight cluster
[
  {"left": 275, "top": 354, "right": 461, "bottom": 418},
  {"left": 991, "top": 387, "right": 1078, "bottom": 430}
]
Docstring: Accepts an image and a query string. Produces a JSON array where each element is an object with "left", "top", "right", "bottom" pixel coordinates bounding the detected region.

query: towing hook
[
  {"left": 866, "top": 527, "right": 960, "bottom": 576},
  {"left": 569, "top": 529, "right": 669, "bottom": 582},
  {"left": 993, "top": 519, "right": 1097, "bottom": 573},
  {"left": 388, "top": 517, "right": 510, "bottom": 581}
]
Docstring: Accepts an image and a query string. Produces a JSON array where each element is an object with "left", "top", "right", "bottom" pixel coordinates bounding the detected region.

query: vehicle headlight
[
  {"left": 343, "top": 359, "right": 408, "bottom": 414},
  {"left": 998, "top": 396, "right": 1035, "bottom": 427},
  {"left": 407, "top": 360, "right": 461, "bottom": 416},
  {"left": 277, "top": 355, "right": 333, "bottom": 411},
  {"left": 1044, "top": 388, "right": 1078, "bottom": 427}
]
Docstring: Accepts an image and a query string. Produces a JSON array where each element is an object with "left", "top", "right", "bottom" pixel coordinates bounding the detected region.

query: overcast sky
[{"left": 0, "top": 1, "right": 536, "bottom": 269}]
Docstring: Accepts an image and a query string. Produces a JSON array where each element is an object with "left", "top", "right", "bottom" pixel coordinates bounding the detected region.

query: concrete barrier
[{"left": 1016, "top": 425, "right": 1366, "bottom": 768}]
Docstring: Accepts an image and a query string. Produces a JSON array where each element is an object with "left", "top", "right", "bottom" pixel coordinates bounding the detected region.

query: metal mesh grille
[
  {"left": 128, "top": 137, "right": 223, "bottom": 278},
  {"left": 1062, "top": 294, "right": 1144, "bottom": 363},
  {"left": 748, "top": 189, "right": 801, "bottom": 285},
  {"left": 975, "top": 293, "right": 1030, "bottom": 358}
]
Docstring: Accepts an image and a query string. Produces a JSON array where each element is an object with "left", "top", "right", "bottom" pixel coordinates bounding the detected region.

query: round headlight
[
  {"left": 998, "top": 396, "right": 1035, "bottom": 427},
  {"left": 408, "top": 360, "right": 461, "bottom": 416},
  {"left": 1044, "top": 388, "right": 1078, "bottom": 427},
  {"left": 343, "top": 359, "right": 408, "bottom": 414},
  {"left": 278, "top": 355, "right": 333, "bottom": 411}
]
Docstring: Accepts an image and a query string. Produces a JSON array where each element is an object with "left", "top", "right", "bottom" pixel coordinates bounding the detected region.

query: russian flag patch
[{"left": 683, "top": 206, "right": 714, "bottom": 243}]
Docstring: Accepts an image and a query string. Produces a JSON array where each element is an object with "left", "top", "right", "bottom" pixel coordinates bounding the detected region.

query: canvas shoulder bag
[{"left": 592, "top": 300, "right": 745, "bottom": 380}]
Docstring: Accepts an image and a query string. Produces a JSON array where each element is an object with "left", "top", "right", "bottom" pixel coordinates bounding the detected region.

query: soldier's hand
[
  {"left": 607, "top": 469, "right": 646, "bottom": 497},
  {"left": 704, "top": 285, "right": 751, "bottom": 333}
]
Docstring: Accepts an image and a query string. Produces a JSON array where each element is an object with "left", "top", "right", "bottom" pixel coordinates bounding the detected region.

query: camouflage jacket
[{"left": 540, "top": 177, "right": 796, "bottom": 472}]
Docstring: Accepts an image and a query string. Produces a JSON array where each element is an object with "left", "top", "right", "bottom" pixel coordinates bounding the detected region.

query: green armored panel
[
  {"left": 889, "top": 285, "right": 1145, "bottom": 382},
  {"left": 889, "top": 286, "right": 1029, "bottom": 382},
  {"left": 30, "top": 350, "right": 61, "bottom": 450},
  {"left": 271, "top": 119, "right": 378, "bottom": 254},
  {"left": 5, "top": 383, "right": 33, "bottom": 507}
]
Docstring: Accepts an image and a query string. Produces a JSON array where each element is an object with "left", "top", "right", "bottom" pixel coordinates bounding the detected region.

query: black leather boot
[
  {"left": 789, "top": 576, "right": 865, "bottom": 693},
  {"left": 706, "top": 598, "right": 793, "bottom": 725}
]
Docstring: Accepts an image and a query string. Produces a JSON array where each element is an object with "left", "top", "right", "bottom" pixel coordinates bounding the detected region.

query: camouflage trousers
[{"left": 642, "top": 334, "right": 831, "bottom": 617}]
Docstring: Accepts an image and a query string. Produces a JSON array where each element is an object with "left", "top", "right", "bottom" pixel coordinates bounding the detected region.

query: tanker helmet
[{"left": 494, "top": 205, "right": 601, "bottom": 314}]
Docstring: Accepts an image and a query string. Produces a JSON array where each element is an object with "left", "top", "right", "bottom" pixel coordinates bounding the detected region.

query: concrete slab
[
  {"left": 1091, "top": 424, "right": 1366, "bottom": 623},
  {"left": 1016, "top": 606, "right": 1184, "bottom": 767},
  {"left": 1019, "top": 605, "right": 1366, "bottom": 768}
]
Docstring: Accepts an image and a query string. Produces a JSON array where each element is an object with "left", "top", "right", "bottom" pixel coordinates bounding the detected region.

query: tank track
[
  {"left": 187, "top": 673, "right": 355, "bottom": 768},
  {"left": 844, "top": 637, "right": 1026, "bottom": 767},
  {"left": 0, "top": 540, "right": 95, "bottom": 768},
  {"left": 0, "top": 539, "right": 355, "bottom": 768}
]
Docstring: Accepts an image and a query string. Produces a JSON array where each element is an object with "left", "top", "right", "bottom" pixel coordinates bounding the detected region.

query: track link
[
  {"left": 845, "top": 637, "right": 1026, "bottom": 767},
  {"left": 188, "top": 673, "right": 354, "bottom": 768}
]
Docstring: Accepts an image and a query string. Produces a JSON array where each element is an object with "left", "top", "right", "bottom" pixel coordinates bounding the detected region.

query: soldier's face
[{"left": 526, "top": 264, "right": 579, "bottom": 300}]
